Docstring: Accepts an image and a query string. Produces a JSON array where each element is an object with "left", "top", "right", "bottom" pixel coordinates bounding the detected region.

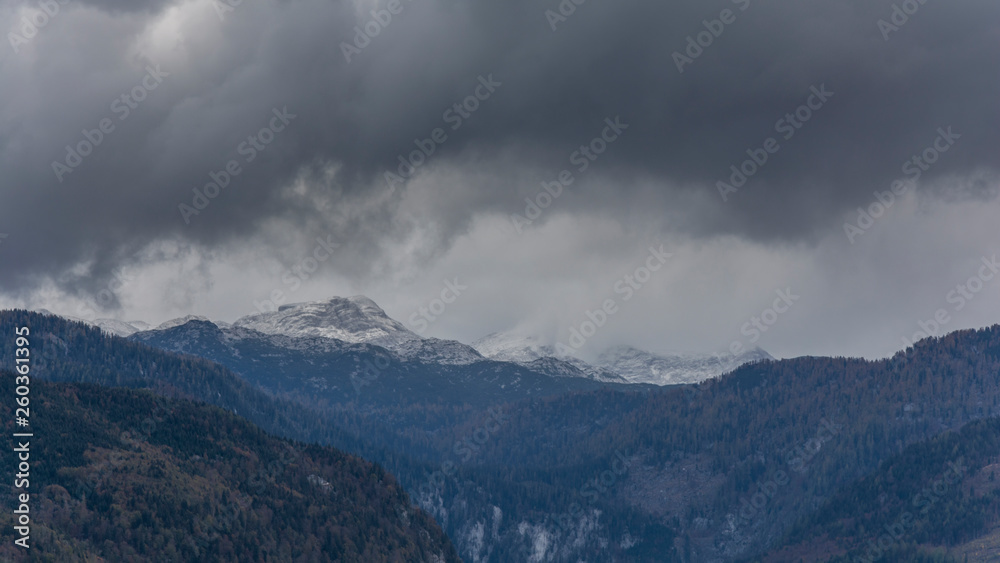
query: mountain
[
  {"left": 471, "top": 332, "right": 555, "bottom": 363},
  {"left": 0, "top": 375, "right": 459, "bottom": 562},
  {"left": 1, "top": 309, "right": 677, "bottom": 561},
  {"left": 232, "top": 296, "right": 485, "bottom": 366},
  {"left": 52, "top": 296, "right": 767, "bottom": 386},
  {"left": 233, "top": 296, "right": 421, "bottom": 348},
  {"left": 130, "top": 319, "right": 617, "bottom": 409},
  {"left": 594, "top": 345, "right": 773, "bottom": 385},
  {"left": 35, "top": 308, "right": 151, "bottom": 337},
  {"left": 448, "top": 326, "right": 1000, "bottom": 561},
  {"left": 91, "top": 318, "right": 150, "bottom": 336},
  {"left": 472, "top": 331, "right": 771, "bottom": 385},
  {"left": 471, "top": 332, "right": 628, "bottom": 383},
  {"left": 17, "top": 304, "right": 1000, "bottom": 562},
  {"left": 0, "top": 310, "right": 370, "bottom": 453},
  {"left": 156, "top": 314, "right": 216, "bottom": 331}
]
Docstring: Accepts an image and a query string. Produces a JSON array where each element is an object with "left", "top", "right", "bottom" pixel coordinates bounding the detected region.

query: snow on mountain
[
  {"left": 389, "top": 337, "right": 485, "bottom": 365},
  {"left": 226, "top": 296, "right": 483, "bottom": 365},
  {"left": 33, "top": 309, "right": 151, "bottom": 337},
  {"left": 156, "top": 315, "right": 213, "bottom": 331},
  {"left": 92, "top": 319, "right": 151, "bottom": 337},
  {"left": 473, "top": 331, "right": 772, "bottom": 385},
  {"left": 232, "top": 296, "right": 420, "bottom": 348},
  {"left": 49, "top": 295, "right": 771, "bottom": 384},
  {"left": 594, "top": 345, "right": 773, "bottom": 385},
  {"left": 520, "top": 356, "right": 628, "bottom": 383},
  {"left": 471, "top": 332, "right": 555, "bottom": 363},
  {"left": 472, "top": 332, "right": 627, "bottom": 383}
]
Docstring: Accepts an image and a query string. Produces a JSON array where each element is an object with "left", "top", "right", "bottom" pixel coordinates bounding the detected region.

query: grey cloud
[{"left": 0, "top": 0, "right": 998, "bottom": 308}]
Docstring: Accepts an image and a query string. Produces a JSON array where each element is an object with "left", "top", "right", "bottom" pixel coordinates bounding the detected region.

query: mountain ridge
[{"left": 49, "top": 294, "right": 771, "bottom": 386}]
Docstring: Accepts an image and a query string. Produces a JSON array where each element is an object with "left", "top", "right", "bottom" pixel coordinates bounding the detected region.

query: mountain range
[
  {"left": 74, "top": 295, "right": 773, "bottom": 387},
  {"left": 6, "top": 300, "right": 1000, "bottom": 562}
]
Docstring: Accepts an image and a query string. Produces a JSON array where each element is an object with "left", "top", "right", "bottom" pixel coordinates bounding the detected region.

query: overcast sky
[{"left": 1, "top": 0, "right": 998, "bottom": 360}]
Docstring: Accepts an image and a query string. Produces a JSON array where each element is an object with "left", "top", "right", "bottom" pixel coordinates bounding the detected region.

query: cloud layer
[{"left": 1, "top": 0, "right": 998, "bottom": 358}]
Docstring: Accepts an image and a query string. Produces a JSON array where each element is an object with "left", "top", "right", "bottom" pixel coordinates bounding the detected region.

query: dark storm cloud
[{"left": 0, "top": 0, "right": 998, "bottom": 297}]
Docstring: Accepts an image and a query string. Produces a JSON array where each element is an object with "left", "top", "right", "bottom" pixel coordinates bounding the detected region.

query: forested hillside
[
  {"left": 764, "top": 415, "right": 1000, "bottom": 562},
  {"left": 404, "top": 326, "right": 1000, "bottom": 561},
  {"left": 0, "top": 375, "right": 459, "bottom": 562},
  {"left": 0, "top": 310, "right": 371, "bottom": 454}
]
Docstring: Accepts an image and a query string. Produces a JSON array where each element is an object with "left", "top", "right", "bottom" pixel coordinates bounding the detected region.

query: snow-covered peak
[
  {"left": 595, "top": 345, "right": 773, "bottom": 385},
  {"left": 472, "top": 332, "right": 627, "bottom": 383},
  {"left": 33, "top": 309, "right": 151, "bottom": 337},
  {"left": 472, "top": 330, "right": 773, "bottom": 385},
  {"left": 390, "top": 337, "right": 486, "bottom": 365},
  {"left": 233, "top": 295, "right": 420, "bottom": 347},
  {"left": 91, "top": 319, "right": 150, "bottom": 337},
  {"left": 471, "top": 332, "right": 557, "bottom": 363},
  {"left": 156, "top": 315, "right": 213, "bottom": 331}
]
